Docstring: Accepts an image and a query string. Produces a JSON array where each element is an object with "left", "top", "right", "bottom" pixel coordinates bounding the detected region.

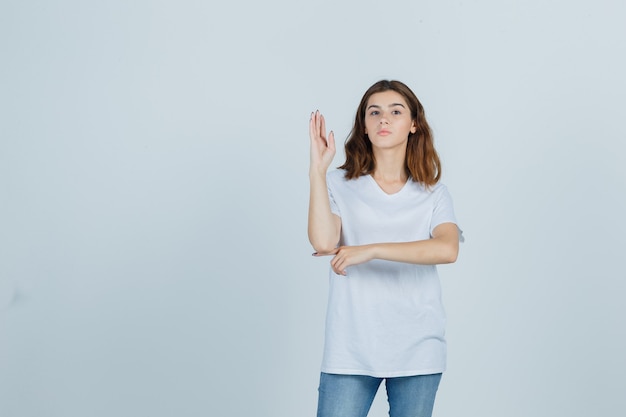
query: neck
[{"left": 372, "top": 148, "right": 407, "bottom": 182}]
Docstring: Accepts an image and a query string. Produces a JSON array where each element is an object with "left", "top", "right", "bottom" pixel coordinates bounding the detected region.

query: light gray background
[{"left": 1, "top": 1, "right": 625, "bottom": 416}]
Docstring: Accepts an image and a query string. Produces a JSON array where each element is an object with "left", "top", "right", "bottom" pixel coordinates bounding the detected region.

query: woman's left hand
[{"left": 314, "top": 245, "right": 374, "bottom": 276}]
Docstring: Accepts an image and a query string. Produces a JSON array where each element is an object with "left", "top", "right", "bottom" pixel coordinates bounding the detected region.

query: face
[{"left": 363, "top": 90, "right": 417, "bottom": 151}]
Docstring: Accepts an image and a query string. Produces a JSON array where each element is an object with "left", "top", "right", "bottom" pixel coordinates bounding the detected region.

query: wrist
[
  {"left": 365, "top": 244, "right": 379, "bottom": 261},
  {"left": 309, "top": 169, "right": 327, "bottom": 181}
]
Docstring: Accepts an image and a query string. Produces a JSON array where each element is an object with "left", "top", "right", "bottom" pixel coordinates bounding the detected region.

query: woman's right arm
[{"left": 308, "top": 111, "right": 341, "bottom": 254}]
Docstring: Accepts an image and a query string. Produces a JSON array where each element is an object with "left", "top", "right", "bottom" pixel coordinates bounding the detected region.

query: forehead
[{"left": 366, "top": 90, "right": 409, "bottom": 107}]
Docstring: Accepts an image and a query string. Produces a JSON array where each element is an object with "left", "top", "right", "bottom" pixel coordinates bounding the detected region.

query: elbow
[
  {"left": 310, "top": 240, "right": 338, "bottom": 254},
  {"left": 308, "top": 228, "right": 340, "bottom": 254},
  {"left": 444, "top": 252, "right": 458, "bottom": 264},
  {"left": 441, "top": 245, "right": 459, "bottom": 264}
]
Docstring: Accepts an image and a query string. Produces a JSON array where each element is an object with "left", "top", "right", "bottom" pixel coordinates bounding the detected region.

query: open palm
[{"left": 309, "top": 110, "right": 336, "bottom": 175}]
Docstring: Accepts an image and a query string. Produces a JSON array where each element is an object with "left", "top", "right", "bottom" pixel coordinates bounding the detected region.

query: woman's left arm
[{"left": 321, "top": 222, "right": 459, "bottom": 276}]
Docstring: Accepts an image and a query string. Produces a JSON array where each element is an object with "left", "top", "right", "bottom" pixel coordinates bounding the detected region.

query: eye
[
  {"left": 369, "top": 110, "right": 380, "bottom": 116},
  {"left": 392, "top": 110, "right": 402, "bottom": 115}
]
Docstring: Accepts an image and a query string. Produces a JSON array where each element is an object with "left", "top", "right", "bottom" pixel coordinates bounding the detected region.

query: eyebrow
[{"left": 366, "top": 103, "right": 406, "bottom": 110}]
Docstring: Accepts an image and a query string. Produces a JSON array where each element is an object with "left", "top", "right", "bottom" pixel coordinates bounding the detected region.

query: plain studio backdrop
[{"left": 1, "top": 1, "right": 625, "bottom": 416}]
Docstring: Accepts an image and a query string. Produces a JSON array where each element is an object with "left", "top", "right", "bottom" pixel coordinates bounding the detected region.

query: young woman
[{"left": 308, "top": 80, "right": 461, "bottom": 417}]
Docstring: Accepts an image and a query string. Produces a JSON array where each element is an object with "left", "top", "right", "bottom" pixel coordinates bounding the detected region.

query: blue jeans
[{"left": 316, "top": 372, "right": 442, "bottom": 417}]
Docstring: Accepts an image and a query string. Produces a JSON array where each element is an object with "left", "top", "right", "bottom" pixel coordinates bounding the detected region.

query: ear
[{"left": 410, "top": 120, "right": 417, "bottom": 134}]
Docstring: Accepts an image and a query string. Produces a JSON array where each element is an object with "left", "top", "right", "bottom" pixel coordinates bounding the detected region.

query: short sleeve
[{"left": 430, "top": 185, "right": 464, "bottom": 242}]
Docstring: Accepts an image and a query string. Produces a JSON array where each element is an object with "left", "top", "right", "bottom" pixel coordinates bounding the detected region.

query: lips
[{"left": 377, "top": 129, "right": 391, "bottom": 136}]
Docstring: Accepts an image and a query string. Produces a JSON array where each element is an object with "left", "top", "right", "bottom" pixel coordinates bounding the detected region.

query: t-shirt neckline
[{"left": 367, "top": 174, "right": 410, "bottom": 197}]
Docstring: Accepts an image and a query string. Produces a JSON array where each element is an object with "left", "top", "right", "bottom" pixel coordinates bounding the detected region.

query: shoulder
[
  {"left": 326, "top": 169, "right": 350, "bottom": 188},
  {"left": 327, "top": 169, "right": 370, "bottom": 195},
  {"left": 431, "top": 182, "right": 449, "bottom": 194},
  {"left": 326, "top": 168, "right": 346, "bottom": 181},
  {"left": 429, "top": 182, "right": 454, "bottom": 203}
]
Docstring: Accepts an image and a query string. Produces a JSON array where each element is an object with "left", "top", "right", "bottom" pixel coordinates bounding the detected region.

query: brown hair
[{"left": 339, "top": 80, "right": 441, "bottom": 186}]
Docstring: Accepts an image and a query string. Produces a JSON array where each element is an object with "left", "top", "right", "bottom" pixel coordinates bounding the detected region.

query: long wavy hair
[{"left": 339, "top": 80, "right": 441, "bottom": 186}]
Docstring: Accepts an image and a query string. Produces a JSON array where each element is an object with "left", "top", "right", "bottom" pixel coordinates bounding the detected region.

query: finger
[
  {"left": 330, "top": 247, "right": 348, "bottom": 276},
  {"left": 312, "top": 248, "right": 339, "bottom": 257},
  {"left": 329, "top": 254, "right": 347, "bottom": 276},
  {"left": 315, "top": 110, "right": 322, "bottom": 136},
  {"left": 309, "top": 111, "right": 317, "bottom": 138},
  {"left": 336, "top": 258, "right": 347, "bottom": 275},
  {"left": 309, "top": 112, "right": 315, "bottom": 139},
  {"left": 328, "top": 130, "right": 336, "bottom": 152},
  {"left": 331, "top": 261, "right": 345, "bottom": 276},
  {"left": 320, "top": 114, "right": 327, "bottom": 142}
]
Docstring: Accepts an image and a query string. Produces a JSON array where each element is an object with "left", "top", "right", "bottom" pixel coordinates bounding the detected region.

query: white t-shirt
[{"left": 321, "top": 169, "right": 459, "bottom": 378}]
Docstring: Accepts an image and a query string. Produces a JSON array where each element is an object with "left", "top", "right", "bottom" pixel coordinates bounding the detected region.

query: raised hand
[{"left": 309, "top": 110, "right": 336, "bottom": 176}]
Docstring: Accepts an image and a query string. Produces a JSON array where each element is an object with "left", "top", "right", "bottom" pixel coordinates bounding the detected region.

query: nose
[{"left": 379, "top": 116, "right": 389, "bottom": 125}]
